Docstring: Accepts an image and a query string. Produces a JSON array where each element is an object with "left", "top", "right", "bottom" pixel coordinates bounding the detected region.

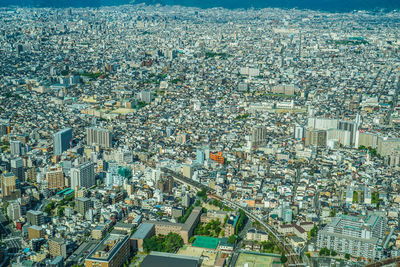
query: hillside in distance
[{"left": 1, "top": 0, "right": 400, "bottom": 11}]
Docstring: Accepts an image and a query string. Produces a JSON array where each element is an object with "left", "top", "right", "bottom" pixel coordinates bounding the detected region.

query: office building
[
  {"left": 27, "top": 210, "right": 44, "bottom": 226},
  {"left": 53, "top": 128, "right": 72, "bottom": 156},
  {"left": 70, "top": 162, "right": 95, "bottom": 189},
  {"left": 1, "top": 172, "right": 17, "bottom": 197},
  {"left": 46, "top": 167, "right": 65, "bottom": 189},
  {"left": 317, "top": 214, "right": 386, "bottom": 260},
  {"left": 49, "top": 238, "right": 67, "bottom": 258},
  {"left": 86, "top": 127, "right": 112, "bottom": 148},
  {"left": 85, "top": 233, "right": 130, "bottom": 267}
]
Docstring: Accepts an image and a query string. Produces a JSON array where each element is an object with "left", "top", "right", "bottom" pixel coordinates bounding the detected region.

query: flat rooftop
[
  {"left": 86, "top": 233, "right": 129, "bottom": 262},
  {"left": 131, "top": 223, "right": 154, "bottom": 240},
  {"left": 141, "top": 251, "right": 200, "bottom": 267}
]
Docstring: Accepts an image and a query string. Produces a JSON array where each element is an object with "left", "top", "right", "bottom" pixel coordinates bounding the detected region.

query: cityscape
[{"left": 0, "top": 3, "right": 400, "bottom": 267}]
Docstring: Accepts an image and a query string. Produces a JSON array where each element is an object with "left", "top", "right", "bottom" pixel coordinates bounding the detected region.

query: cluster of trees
[
  {"left": 319, "top": 247, "right": 337, "bottom": 257},
  {"left": 280, "top": 253, "right": 287, "bottom": 264},
  {"left": 371, "top": 191, "right": 380, "bottom": 206},
  {"left": 309, "top": 225, "right": 318, "bottom": 238},
  {"left": 358, "top": 145, "right": 377, "bottom": 156},
  {"left": 143, "top": 233, "right": 183, "bottom": 253},
  {"left": 80, "top": 72, "right": 104, "bottom": 79},
  {"left": 209, "top": 199, "right": 233, "bottom": 211},
  {"left": 228, "top": 234, "right": 236, "bottom": 244},
  {"left": 260, "top": 240, "right": 279, "bottom": 254},
  {"left": 44, "top": 201, "right": 56, "bottom": 215},
  {"left": 235, "top": 114, "right": 249, "bottom": 120},
  {"left": 193, "top": 219, "right": 222, "bottom": 237},
  {"left": 235, "top": 209, "right": 247, "bottom": 235},
  {"left": 197, "top": 188, "right": 207, "bottom": 200}
]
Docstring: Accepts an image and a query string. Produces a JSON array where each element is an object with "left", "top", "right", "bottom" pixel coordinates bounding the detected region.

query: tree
[
  {"left": 143, "top": 233, "right": 184, "bottom": 253},
  {"left": 310, "top": 225, "right": 318, "bottom": 238},
  {"left": 345, "top": 253, "right": 350, "bottom": 260},
  {"left": 57, "top": 206, "right": 65, "bottom": 217},
  {"left": 331, "top": 250, "right": 337, "bottom": 256},
  {"left": 189, "top": 236, "right": 196, "bottom": 243},
  {"left": 228, "top": 235, "right": 236, "bottom": 244},
  {"left": 280, "top": 253, "right": 287, "bottom": 264}
]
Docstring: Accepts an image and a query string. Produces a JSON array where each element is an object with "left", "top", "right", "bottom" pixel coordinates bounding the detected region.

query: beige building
[
  {"left": 305, "top": 128, "right": 327, "bottom": 147},
  {"left": 1, "top": 172, "right": 17, "bottom": 197},
  {"left": 49, "top": 238, "right": 67, "bottom": 258},
  {"left": 28, "top": 225, "right": 44, "bottom": 240},
  {"left": 46, "top": 167, "right": 65, "bottom": 189},
  {"left": 149, "top": 206, "right": 202, "bottom": 244}
]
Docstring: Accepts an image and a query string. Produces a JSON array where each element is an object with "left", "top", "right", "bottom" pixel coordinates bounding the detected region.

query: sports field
[{"left": 235, "top": 252, "right": 282, "bottom": 267}]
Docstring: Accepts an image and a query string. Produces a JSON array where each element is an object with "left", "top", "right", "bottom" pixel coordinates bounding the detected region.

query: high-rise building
[
  {"left": 46, "top": 167, "right": 65, "bottom": 189},
  {"left": 53, "top": 128, "right": 72, "bottom": 156},
  {"left": 86, "top": 127, "right": 112, "bottom": 148},
  {"left": 182, "top": 164, "right": 193, "bottom": 179},
  {"left": 10, "top": 140, "right": 22, "bottom": 156},
  {"left": 0, "top": 123, "right": 10, "bottom": 137},
  {"left": 7, "top": 201, "right": 21, "bottom": 221},
  {"left": 317, "top": 214, "right": 387, "bottom": 260},
  {"left": 1, "top": 172, "right": 17, "bottom": 197},
  {"left": 305, "top": 129, "right": 327, "bottom": 147},
  {"left": 75, "top": 197, "right": 91, "bottom": 215},
  {"left": 251, "top": 126, "right": 267, "bottom": 147},
  {"left": 10, "top": 158, "right": 24, "bottom": 181},
  {"left": 49, "top": 238, "right": 67, "bottom": 258},
  {"left": 196, "top": 149, "right": 205, "bottom": 165},
  {"left": 70, "top": 162, "right": 95, "bottom": 189},
  {"left": 182, "top": 194, "right": 191, "bottom": 208},
  {"left": 27, "top": 210, "right": 44, "bottom": 226}
]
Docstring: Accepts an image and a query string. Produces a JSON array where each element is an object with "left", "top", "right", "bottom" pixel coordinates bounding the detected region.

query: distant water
[{"left": 0, "top": 0, "right": 400, "bottom": 12}]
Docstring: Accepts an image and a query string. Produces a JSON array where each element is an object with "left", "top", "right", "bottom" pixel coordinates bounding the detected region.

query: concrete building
[
  {"left": 10, "top": 140, "right": 22, "bottom": 156},
  {"left": 1, "top": 172, "right": 17, "bottom": 197},
  {"left": 317, "top": 214, "right": 386, "bottom": 260},
  {"left": 305, "top": 129, "right": 327, "bottom": 147},
  {"left": 49, "top": 238, "right": 67, "bottom": 258},
  {"left": 46, "top": 167, "right": 65, "bottom": 189},
  {"left": 27, "top": 210, "right": 44, "bottom": 226},
  {"left": 7, "top": 201, "right": 21, "bottom": 221},
  {"left": 86, "top": 127, "right": 112, "bottom": 148},
  {"left": 28, "top": 225, "right": 44, "bottom": 240},
  {"left": 85, "top": 233, "right": 130, "bottom": 267},
  {"left": 149, "top": 206, "right": 202, "bottom": 244},
  {"left": 10, "top": 157, "right": 24, "bottom": 181},
  {"left": 130, "top": 223, "right": 155, "bottom": 252},
  {"left": 251, "top": 126, "right": 267, "bottom": 147},
  {"left": 70, "top": 162, "right": 95, "bottom": 189},
  {"left": 75, "top": 197, "right": 91, "bottom": 215}
]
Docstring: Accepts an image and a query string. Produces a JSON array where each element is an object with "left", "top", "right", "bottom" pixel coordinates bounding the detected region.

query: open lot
[
  {"left": 235, "top": 252, "right": 281, "bottom": 267},
  {"left": 177, "top": 245, "right": 217, "bottom": 267}
]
